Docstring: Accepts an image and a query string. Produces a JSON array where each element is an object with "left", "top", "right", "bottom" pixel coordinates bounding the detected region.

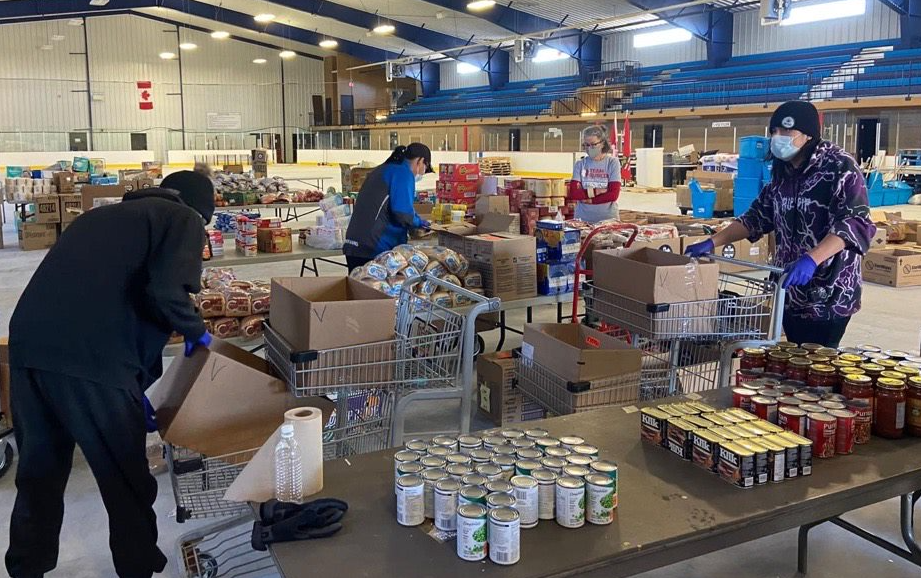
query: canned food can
[
  {"left": 446, "top": 463, "right": 474, "bottom": 480},
  {"left": 732, "top": 388, "right": 757, "bottom": 412},
  {"left": 488, "top": 507, "right": 521, "bottom": 565},
  {"left": 396, "top": 475, "right": 425, "bottom": 527},
  {"left": 457, "top": 435, "right": 482, "bottom": 455},
  {"left": 461, "top": 473, "right": 487, "bottom": 487},
  {"left": 422, "top": 468, "right": 448, "bottom": 519},
  {"left": 564, "top": 454, "right": 595, "bottom": 467},
  {"left": 572, "top": 444, "right": 599, "bottom": 457},
  {"left": 456, "top": 504, "right": 488, "bottom": 561},
  {"left": 846, "top": 399, "right": 873, "bottom": 444},
  {"left": 420, "top": 455, "right": 447, "bottom": 469},
  {"left": 822, "top": 393, "right": 848, "bottom": 403},
  {"left": 718, "top": 442, "right": 755, "bottom": 488},
  {"left": 492, "top": 445, "right": 518, "bottom": 457},
  {"left": 555, "top": 476, "right": 586, "bottom": 528},
  {"left": 666, "top": 418, "right": 697, "bottom": 460},
  {"left": 510, "top": 475, "right": 539, "bottom": 528},
  {"left": 641, "top": 407, "right": 670, "bottom": 447},
  {"left": 500, "top": 428, "right": 526, "bottom": 440},
  {"left": 482, "top": 435, "right": 506, "bottom": 450},
  {"left": 780, "top": 431, "right": 813, "bottom": 476},
  {"left": 736, "top": 439, "right": 769, "bottom": 485},
  {"left": 469, "top": 449, "right": 493, "bottom": 464},
  {"left": 777, "top": 396, "right": 803, "bottom": 408},
  {"left": 794, "top": 392, "right": 821, "bottom": 403},
  {"left": 818, "top": 401, "right": 846, "bottom": 411},
  {"left": 484, "top": 480, "right": 513, "bottom": 495},
  {"left": 405, "top": 439, "right": 430, "bottom": 453},
  {"left": 434, "top": 479, "right": 462, "bottom": 531},
  {"left": 475, "top": 463, "right": 503, "bottom": 481},
  {"left": 757, "top": 437, "right": 787, "bottom": 483},
  {"left": 558, "top": 435, "right": 585, "bottom": 449},
  {"left": 691, "top": 430, "right": 724, "bottom": 474},
  {"left": 766, "top": 434, "right": 799, "bottom": 478},
  {"left": 524, "top": 428, "right": 549, "bottom": 440},
  {"left": 394, "top": 449, "right": 421, "bottom": 482},
  {"left": 588, "top": 459, "right": 618, "bottom": 484},
  {"left": 516, "top": 448, "right": 544, "bottom": 461},
  {"left": 535, "top": 437, "right": 562, "bottom": 451},
  {"left": 778, "top": 406, "right": 807, "bottom": 435},
  {"left": 544, "top": 446, "right": 572, "bottom": 458},
  {"left": 807, "top": 412, "right": 837, "bottom": 458},
  {"left": 395, "top": 461, "right": 425, "bottom": 494},
  {"left": 486, "top": 492, "right": 516, "bottom": 511},
  {"left": 829, "top": 409, "right": 856, "bottom": 455},
  {"left": 432, "top": 435, "right": 459, "bottom": 452},
  {"left": 511, "top": 438, "right": 536, "bottom": 450},
  {"left": 491, "top": 455, "right": 517, "bottom": 480},
  {"left": 539, "top": 456, "right": 566, "bottom": 474},
  {"left": 750, "top": 396, "right": 779, "bottom": 424},
  {"left": 427, "top": 446, "right": 451, "bottom": 458},
  {"left": 531, "top": 468, "right": 558, "bottom": 520},
  {"left": 458, "top": 485, "right": 488, "bottom": 507},
  {"left": 515, "top": 459, "right": 541, "bottom": 476},
  {"left": 585, "top": 474, "right": 615, "bottom": 525},
  {"left": 446, "top": 453, "right": 472, "bottom": 467},
  {"left": 562, "top": 464, "right": 591, "bottom": 479}
]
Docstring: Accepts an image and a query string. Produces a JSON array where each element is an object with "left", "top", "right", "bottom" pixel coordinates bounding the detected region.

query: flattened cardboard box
[
  {"left": 862, "top": 248, "right": 921, "bottom": 287},
  {"left": 0, "top": 337, "right": 11, "bottom": 428},
  {"left": 270, "top": 276, "right": 395, "bottom": 352},
  {"left": 150, "top": 339, "right": 334, "bottom": 457},
  {"left": 522, "top": 323, "right": 642, "bottom": 384}
]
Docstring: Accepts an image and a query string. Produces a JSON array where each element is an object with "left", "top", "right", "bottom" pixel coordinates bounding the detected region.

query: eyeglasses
[{"left": 582, "top": 141, "right": 601, "bottom": 147}]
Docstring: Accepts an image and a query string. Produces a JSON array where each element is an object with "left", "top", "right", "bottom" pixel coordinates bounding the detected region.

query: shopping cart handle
[
  {"left": 697, "top": 252, "right": 786, "bottom": 275},
  {"left": 404, "top": 273, "right": 501, "bottom": 312}
]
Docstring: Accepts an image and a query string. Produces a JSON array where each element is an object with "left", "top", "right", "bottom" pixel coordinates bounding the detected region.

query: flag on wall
[
  {"left": 137, "top": 81, "right": 153, "bottom": 110},
  {"left": 620, "top": 115, "right": 632, "bottom": 183}
]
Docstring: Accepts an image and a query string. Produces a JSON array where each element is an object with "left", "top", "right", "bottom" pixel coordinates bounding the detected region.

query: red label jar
[
  {"left": 807, "top": 412, "right": 837, "bottom": 458},
  {"left": 766, "top": 351, "right": 792, "bottom": 375},
  {"left": 807, "top": 364, "right": 838, "bottom": 394},
  {"left": 786, "top": 357, "right": 812, "bottom": 382},
  {"left": 842, "top": 373, "right": 873, "bottom": 404},
  {"left": 740, "top": 348, "right": 767, "bottom": 374},
  {"left": 873, "top": 378, "right": 907, "bottom": 439},
  {"left": 906, "top": 376, "right": 921, "bottom": 437}
]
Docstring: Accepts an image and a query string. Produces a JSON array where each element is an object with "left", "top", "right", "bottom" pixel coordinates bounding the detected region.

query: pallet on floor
[{"left": 624, "top": 185, "right": 675, "bottom": 194}]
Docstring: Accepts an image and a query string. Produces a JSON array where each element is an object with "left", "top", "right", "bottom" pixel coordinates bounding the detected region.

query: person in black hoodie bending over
[{"left": 5, "top": 171, "right": 215, "bottom": 578}]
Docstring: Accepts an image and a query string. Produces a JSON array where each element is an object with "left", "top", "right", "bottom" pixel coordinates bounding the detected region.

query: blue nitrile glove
[
  {"left": 783, "top": 254, "right": 818, "bottom": 288},
  {"left": 184, "top": 331, "right": 213, "bottom": 357},
  {"left": 684, "top": 238, "right": 714, "bottom": 258},
  {"left": 142, "top": 395, "right": 158, "bottom": 433},
  {"left": 418, "top": 219, "right": 431, "bottom": 230}
]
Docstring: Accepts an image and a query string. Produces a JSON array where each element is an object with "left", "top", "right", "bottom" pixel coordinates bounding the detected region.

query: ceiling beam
[{"left": 625, "top": 1, "right": 733, "bottom": 66}]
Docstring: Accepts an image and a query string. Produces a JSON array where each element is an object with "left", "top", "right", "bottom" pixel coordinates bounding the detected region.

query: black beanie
[
  {"left": 769, "top": 101, "right": 821, "bottom": 139},
  {"left": 161, "top": 170, "right": 215, "bottom": 224}
]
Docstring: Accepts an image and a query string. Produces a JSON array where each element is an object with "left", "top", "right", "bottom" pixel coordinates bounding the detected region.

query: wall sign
[
  {"left": 711, "top": 121, "right": 731, "bottom": 128},
  {"left": 207, "top": 112, "right": 243, "bottom": 130}
]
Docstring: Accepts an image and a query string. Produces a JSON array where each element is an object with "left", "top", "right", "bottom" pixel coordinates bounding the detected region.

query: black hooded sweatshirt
[{"left": 8, "top": 188, "right": 207, "bottom": 394}]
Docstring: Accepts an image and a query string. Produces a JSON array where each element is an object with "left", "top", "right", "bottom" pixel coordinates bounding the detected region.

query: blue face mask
[{"left": 771, "top": 135, "right": 802, "bottom": 161}]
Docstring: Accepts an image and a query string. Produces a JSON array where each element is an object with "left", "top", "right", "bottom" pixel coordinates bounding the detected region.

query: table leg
[
  {"left": 526, "top": 306, "right": 533, "bottom": 324},
  {"left": 797, "top": 521, "right": 822, "bottom": 574},
  {"left": 557, "top": 302, "right": 563, "bottom": 323},
  {"left": 300, "top": 259, "right": 319, "bottom": 277},
  {"left": 496, "top": 311, "right": 507, "bottom": 352}
]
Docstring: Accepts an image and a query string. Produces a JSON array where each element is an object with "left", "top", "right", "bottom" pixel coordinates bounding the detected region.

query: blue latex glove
[
  {"left": 783, "top": 255, "right": 818, "bottom": 288},
  {"left": 418, "top": 219, "right": 431, "bottom": 230},
  {"left": 684, "top": 238, "right": 714, "bottom": 258},
  {"left": 142, "top": 395, "right": 158, "bottom": 433},
  {"left": 184, "top": 331, "right": 213, "bottom": 357}
]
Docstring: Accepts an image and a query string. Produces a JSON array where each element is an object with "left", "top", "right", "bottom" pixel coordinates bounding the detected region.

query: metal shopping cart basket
[{"left": 584, "top": 253, "right": 787, "bottom": 401}]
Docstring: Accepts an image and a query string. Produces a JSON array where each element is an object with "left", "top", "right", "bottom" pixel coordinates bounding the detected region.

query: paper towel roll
[{"left": 223, "top": 406, "right": 324, "bottom": 503}]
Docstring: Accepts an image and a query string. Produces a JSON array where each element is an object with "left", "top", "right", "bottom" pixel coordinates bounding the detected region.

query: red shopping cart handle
[{"left": 572, "top": 224, "right": 640, "bottom": 323}]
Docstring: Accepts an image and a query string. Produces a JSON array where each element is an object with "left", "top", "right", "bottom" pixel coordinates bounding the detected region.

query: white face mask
[
  {"left": 414, "top": 173, "right": 423, "bottom": 183},
  {"left": 771, "top": 135, "right": 803, "bottom": 161},
  {"left": 584, "top": 143, "right": 604, "bottom": 158}
]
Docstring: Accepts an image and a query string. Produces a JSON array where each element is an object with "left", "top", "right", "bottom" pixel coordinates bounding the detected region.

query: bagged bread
[
  {"left": 403, "top": 265, "right": 421, "bottom": 279},
  {"left": 249, "top": 288, "right": 271, "bottom": 314},
  {"left": 417, "top": 279, "right": 438, "bottom": 296},
  {"left": 365, "top": 280, "right": 392, "bottom": 294},
  {"left": 224, "top": 290, "right": 253, "bottom": 317},
  {"left": 212, "top": 317, "right": 241, "bottom": 339},
  {"left": 451, "top": 252, "right": 469, "bottom": 276},
  {"left": 431, "top": 291, "right": 453, "bottom": 309},
  {"left": 375, "top": 250, "right": 408, "bottom": 276},
  {"left": 424, "top": 261, "right": 447, "bottom": 278},
  {"left": 463, "top": 272, "right": 483, "bottom": 289},
  {"left": 389, "top": 273, "right": 407, "bottom": 295},
  {"left": 442, "top": 274, "right": 462, "bottom": 288},
  {"left": 362, "top": 262, "right": 389, "bottom": 282},
  {"left": 239, "top": 315, "right": 266, "bottom": 341},
  {"left": 197, "top": 290, "right": 226, "bottom": 318},
  {"left": 203, "top": 319, "right": 215, "bottom": 334},
  {"left": 393, "top": 244, "right": 429, "bottom": 270},
  {"left": 229, "top": 280, "right": 254, "bottom": 291}
]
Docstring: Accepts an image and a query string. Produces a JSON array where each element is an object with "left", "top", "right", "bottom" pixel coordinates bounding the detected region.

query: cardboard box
[
  {"left": 257, "top": 227, "right": 292, "bottom": 253},
  {"left": 439, "top": 163, "right": 480, "bottom": 182},
  {"left": 0, "top": 337, "right": 11, "bottom": 429},
  {"left": 349, "top": 167, "right": 375, "bottom": 192},
  {"left": 584, "top": 236, "right": 681, "bottom": 271},
  {"left": 19, "top": 222, "right": 58, "bottom": 250},
  {"left": 869, "top": 226, "right": 888, "bottom": 250},
  {"left": 437, "top": 180, "right": 478, "bottom": 198},
  {"left": 862, "top": 248, "right": 921, "bottom": 287},
  {"left": 149, "top": 339, "right": 334, "bottom": 457},
  {"left": 477, "top": 351, "right": 546, "bottom": 426},
  {"left": 82, "top": 181, "right": 153, "bottom": 212},
  {"left": 474, "top": 195, "right": 510, "bottom": 216},
  {"left": 53, "top": 171, "right": 75, "bottom": 193},
  {"left": 270, "top": 277, "right": 395, "bottom": 352},
  {"left": 594, "top": 247, "right": 719, "bottom": 304},
  {"left": 223, "top": 164, "right": 245, "bottom": 174},
  {"left": 32, "top": 194, "right": 60, "bottom": 224},
  {"left": 537, "top": 262, "right": 576, "bottom": 295},
  {"left": 59, "top": 193, "right": 83, "bottom": 223},
  {"left": 681, "top": 235, "right": 771, "bottom": 273},
  {"left": 522, "top": 324, "right": 642, "bottom": 384}
]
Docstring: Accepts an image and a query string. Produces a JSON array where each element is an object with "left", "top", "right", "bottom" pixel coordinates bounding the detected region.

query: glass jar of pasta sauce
[
  {"left": 906, "top": 376, "right": 921, "bottom": 437},
  {"left": 842, "top": 374, "right": 873, "bottom": 404},
  {"left": 787, "top": 348, "right": 809, "bottom": 358},
  {"left": 816, "top": 347, "right": 840, "bottom": 358},
  {"left": 873, "top": 378, "right": 907, "bottom": 439},
  {"left": 807, "top": 364, "right": 837, "bottom": 394},
  {"left": 893, "top": 365, "right": 920, "bottom": 380},
  {"left": 786, "top": 357, "right": 812, "bottom": 382},
  {"left": 838, "top": 353, "right": 865, "bottom": 365},
  {"left": 859, "top": 363, "right": 884, "bottom": 385},
  {"left": 740, "top": 348, "right": 767, "bottom": 373},
  {"left": 766, "top": 351, "right": 792, "bottom": 375},
  {"left": 801, "top": 343, "right": 823, "bottom": 353},
  {"left": 776, "top": 341, "right": 798, "bottom": 350}
]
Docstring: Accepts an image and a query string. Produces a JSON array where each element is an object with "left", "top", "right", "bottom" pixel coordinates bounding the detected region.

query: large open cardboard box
[
  {"left": 270, "top": 277, "right": 395, "bottom": 352},
  {"left": 862, "top": 248, "right": 921, "bottom": 287},
  {"left": 522, "top": 324, "right": 642, "bottom": 384},
  {"left": 681, "top": 235, "right": 771, "bottom": 273},
  {"left": 594, "top": 247, "right": 719, "bottom": 304}
]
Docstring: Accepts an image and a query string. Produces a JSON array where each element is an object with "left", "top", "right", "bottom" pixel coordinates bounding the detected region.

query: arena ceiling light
[
  {"left": 633, "top": 26, "right": 692, "bottom": 48},
  {"left": 319, "top": 39, "right": 339, "bottom": 49},
  {"left": 88, "top": 0, "right": 110, "bottom": 6},
  {"left": 253, "top": 58, "right": 267, "bottom": 64},
  {"left": 532, "top": 47, "right": 569, "bottom": 63},
  {"left": 375, "top": 113, "right": 388, "bottom": 120},
  {"left": 279, "top": 50, "right": 297, "bottom": 59},
  {"left": 373, "top": 23, "right": 396, "bottom": 35},
  {"left": 467, "top": 0, "right": 496, "bottom": 10},
  {"left": 254, "top": 13, "right": 276, "bottom": 23},
  {"left": 781, "top": 0, "right": 866, "bottom": 26},
  {"left": 67, "top": 19, "right": 83, "bottom": 26},
  {"left": 159, "top": 51, "right": 176, "bottom": 60},
  {"left": 456, "top": 61, "right": 480, "bottom": 74},
  {"left": 179, "top": 42, "right": 197, "bottom": 51},
  {"left": 211, "top": 30, "right": 230, "bottom": 39}
]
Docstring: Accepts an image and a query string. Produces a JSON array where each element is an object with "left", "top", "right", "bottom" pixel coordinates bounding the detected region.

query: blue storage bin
[
  {"left": 734, "top": 196, "right": 755, "bottom": 216},
  {"left": 868, "top": 189, "right": 884, "bottom": 207},
  {"left": 690, "top": 179, "right": 716, "bottom": 219},
  {"left": 763, "top": 162, "right": 773, "bottom": 182},
  {"left": 897, "top": 187, "right": 914, "bottom": 205},
  {"left": 737, "top": 158, "right": 765, "bottom": 179},
  {"left": 883, "top": 189, "right": 900, "bottom": 206},
  {"left": 739, "top": 136, "right": 770, "bottom": 160},
  {"left": 734, "top": 176, "right": 764, "bottom": 198}
]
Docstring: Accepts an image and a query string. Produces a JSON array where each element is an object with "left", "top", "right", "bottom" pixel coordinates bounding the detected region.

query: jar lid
[
  {"left": 787, "top": 348, "right": 809, "bottom": 357},
  {"left": 816, "top": 347, "right": 840, "bottom": 357},
  {"left": 859, "top": 363, "right": 884, "bottom": 372},
  {"left": 857, "top": 344, "right": 882, "bottom": 353},
  {"left": 883, "top": 349, "right": 909, "bottom": 359},
  {"left": 806, "top": 354, "right": 831, "bottom": 364},
  {"left": 788, "top": 357, "right": 813, "bottom": 367},
  {"left": 776, "top": 341, "right": 798, "bottom": 349},
  {"left": 876, "top": 359, "right": 900, "bottom": 369},
  {"left": 865, "top": 352, "right": 891, "bottom": 361},
  {"left": 810, "top": 364, "right": 836, "bottom": 374},
  {"left": 908, "top": 376, "right": 921, "bottom": 388},
  {"left": 831, "top": 359, "right": 856, "bottom": 368},
  {"left": 768, "top": 350, "right": 793, "bottom": 361},
  {"left": 881, "top": 370, "right": 909, "bottom": 380},
  {"left": 839, "top": 353, "right": 865, "bottom": 363},
  {"left": 844, "top": 373, "right": 872, "bottom": 384},
  {"left": 840, "top": 367, "right": 866, "bottom": 376},
  {"left": 801, "top": 343, "right": 823, "bottom": 352},
  {"left": 877, "top": 377, "right": 906, "bottom": 388},
  {"left": 894, "top": 366, "right": 920, "bottom": 377},
  {"left": 743, "top": 347, "right": 766, "bottom": 355}
]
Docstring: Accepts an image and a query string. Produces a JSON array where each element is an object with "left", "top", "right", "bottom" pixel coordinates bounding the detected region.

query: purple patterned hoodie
[{"left": 737, "top": 140, "right": 876, "bottom": 320}]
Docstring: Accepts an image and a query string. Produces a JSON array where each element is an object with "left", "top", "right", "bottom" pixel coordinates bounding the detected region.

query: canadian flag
[{"left": 138, "top": 81, "right": 153, "bottom": 110}]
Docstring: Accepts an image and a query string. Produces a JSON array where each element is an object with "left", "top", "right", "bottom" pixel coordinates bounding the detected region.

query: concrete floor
[{"left": 1, "top": 180, "right": 920, "bottom": 578}]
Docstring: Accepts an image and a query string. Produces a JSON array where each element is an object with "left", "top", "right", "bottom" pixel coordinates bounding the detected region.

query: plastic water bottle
[{"left": 274, "top": 423, "right": 304, "bottom": 503}]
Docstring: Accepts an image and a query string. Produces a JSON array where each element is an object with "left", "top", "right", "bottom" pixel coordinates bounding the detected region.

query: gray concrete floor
[{"left": 1, "top": 188, "right": 920, "bottom": 577}]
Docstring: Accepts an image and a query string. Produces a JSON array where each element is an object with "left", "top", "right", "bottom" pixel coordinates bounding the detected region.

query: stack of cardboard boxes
[
  {"left": 861, "top": 211, "right": 921, "bottom": 287},
  {"left": 477, "top": 351, "right": 546, "bottom": 425},
  {"left": 251, "top": 149, "right": 269, "bottom": 179},
  {"left": 436, "top": 163, "right": 480, "bottom": 216}
]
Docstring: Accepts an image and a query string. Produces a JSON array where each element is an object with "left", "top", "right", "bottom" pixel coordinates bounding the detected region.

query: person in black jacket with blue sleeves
[
  {"left": 343, "top": 143, "right": 433, "bottom": 271},
  {"left": 5, "top": 171, "right": 215, "bottom": 578}
]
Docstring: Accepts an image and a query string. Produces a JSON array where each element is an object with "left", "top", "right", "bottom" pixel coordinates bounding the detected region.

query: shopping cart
[
  {"left": 570, "top": 222, "right": 640, "bottom": 324},
  {"left": 0, "top": 417, "right": 13, "bottom": 480},
  {"left": 585, "top": 253, "right": 787, "bottom": 400}
]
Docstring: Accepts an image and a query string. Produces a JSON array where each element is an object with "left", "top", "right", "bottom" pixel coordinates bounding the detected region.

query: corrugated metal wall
[
  {"left": 0, "top": 14, "right": 324, "bottom": 160},
  {"left": 440, "top": 62, "right": 489, "bottom": 90},
  {"left": 602, "top": 29, "right": 708, "bottom": 68},
  {"left": 732, "top": 1, "right": 901, "bottom": 56},
  {"left": 509, "top": 56, "right": 579, "bottom": 82}
]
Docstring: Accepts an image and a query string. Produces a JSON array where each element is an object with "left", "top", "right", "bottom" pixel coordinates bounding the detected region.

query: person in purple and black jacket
[{"left": 686, "top": 101, "right": 876, "bottom": 348}]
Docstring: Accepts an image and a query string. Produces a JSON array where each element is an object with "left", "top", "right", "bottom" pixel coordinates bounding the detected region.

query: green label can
[
  {"left": 395, "top": 475, "right": 424, "bottom": 527},
  {"left": 456, "top": 504, "right": 488, "bottom": 561},
  {"left": 458, "top": 485, "right": 488, "bottom": 507},
  {"left": 585, "top": 474, "right": 615, "bottom": 525},
  {"left": 555, "top": 476, "right": 585, "bottom": 528},
  {"left": 421, "top": 468, "right": 447, "bottom": 519},
  {"left": 488, "top": 507, "right": 520, "bottom": 565},
  {"left": 510, "top": 475, "right": 539, "bottom": 528},
  {"left": 588, "top": 460, "right": 618, "bottom": 508},
  {"left": 515, "top": 459, "right": 541, "bottom": 476},
  {"left": 531, "top": 468, "right": 558, "bottom": 521},
  {"left": 434, "top": 479, "right": 462, "bottom": 532}
]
